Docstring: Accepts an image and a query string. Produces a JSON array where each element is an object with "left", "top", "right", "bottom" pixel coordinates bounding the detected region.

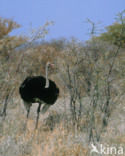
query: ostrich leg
[
  {"left": 35, "top": 103, "right": 42, "bottom": 129},
  {"left": 23, "top": 101, "right": 32, "bottom": 130},
  {"left": 41, "top": 104, "right": 51, "bottom": 114},
  {"left": 27, "top": 107, "right": 30, "bottom": 118},
  {"left": 24, "top": 101, "right": 32, "bottom": 118}
]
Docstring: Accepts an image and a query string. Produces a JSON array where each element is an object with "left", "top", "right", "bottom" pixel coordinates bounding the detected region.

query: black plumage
[
  {"left": 19, "top": 65, "right": 59, "bottom": 129},
  {"left": 19, "top": 76, "right": 59, "bottom": 104}
]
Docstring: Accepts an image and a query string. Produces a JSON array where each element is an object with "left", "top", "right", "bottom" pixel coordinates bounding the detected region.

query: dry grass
[
  {"left": 30, "top": 125, "right": 88, "bottom": 156},
  {"left": 0, "top": 103, "right": 89, "bottom": 156},
  {"left": 0, "top": 93, "right": 125, "bottom": 156}
]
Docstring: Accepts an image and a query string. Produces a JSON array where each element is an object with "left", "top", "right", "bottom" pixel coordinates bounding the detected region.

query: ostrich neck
[{"left": 45, "top": 64, "right": 49, "bottom": 88}]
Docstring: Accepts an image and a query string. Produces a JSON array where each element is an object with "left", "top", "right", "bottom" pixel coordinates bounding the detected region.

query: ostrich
[{"left": 19, "top": 62, "right": 59, "bottom": 129}]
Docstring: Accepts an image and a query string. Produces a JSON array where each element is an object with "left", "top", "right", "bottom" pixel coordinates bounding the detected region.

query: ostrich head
[{"left": 46, "top": 62, "right": 54, "bottom": 69}]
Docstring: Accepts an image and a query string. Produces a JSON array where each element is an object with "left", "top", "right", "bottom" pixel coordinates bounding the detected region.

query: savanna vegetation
[{"left": 0, "top": 11, "right": 125, "bottom": 156}]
